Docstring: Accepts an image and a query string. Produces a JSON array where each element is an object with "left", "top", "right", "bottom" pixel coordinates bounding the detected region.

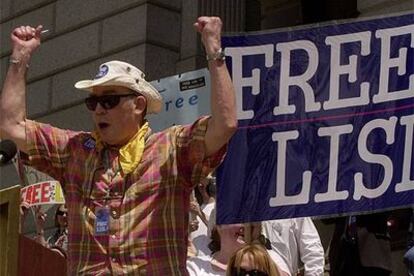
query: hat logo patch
[{"left": 95, "top": 65, "right": 108, "bottom": 79}]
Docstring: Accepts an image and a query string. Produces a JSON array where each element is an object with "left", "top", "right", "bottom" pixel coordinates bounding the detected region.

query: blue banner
[{"left": 217, "top": 13, "right": 414, "bottom": 224}]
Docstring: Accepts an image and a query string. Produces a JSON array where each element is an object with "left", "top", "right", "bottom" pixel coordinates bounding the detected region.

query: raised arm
[
  {"left": 0, "top": 25, "right": 43, "bottom": 153},
  {"left": 193, "top": 17, "right": 237, "bottom": 157}
]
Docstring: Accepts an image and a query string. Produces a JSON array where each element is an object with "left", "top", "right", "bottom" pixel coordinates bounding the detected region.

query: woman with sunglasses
[
  {"left": 20, "top": 202, "right": 68, "bottom": 258},
  {"left": 227, "top": 243, "right": 282, "bottom": 276},
  {"left": 187, "top": 209, "right": 290, "bottom": 276},
  {"left": 46, "top": 205, "right": 68, "bottom": 255},
  {"left": 31, "top": 204, "right": 69, "bottom": 257}
]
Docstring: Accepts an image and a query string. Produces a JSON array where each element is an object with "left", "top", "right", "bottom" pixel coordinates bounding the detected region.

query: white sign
[{"left": 148, "top": 68, "right": 211, "bottom": 131}]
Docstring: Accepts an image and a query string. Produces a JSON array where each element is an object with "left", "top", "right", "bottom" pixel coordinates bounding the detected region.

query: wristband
[
  {"left": 9, "top": 57, "right": 29, "bottom": 68},
  {"left": 206, "top": 48, "right": 225, "bottom": 62}
]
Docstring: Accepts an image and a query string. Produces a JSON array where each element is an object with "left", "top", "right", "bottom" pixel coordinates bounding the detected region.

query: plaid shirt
[{"left": 23, "top": 117, "right": 225, "bottom": 275}]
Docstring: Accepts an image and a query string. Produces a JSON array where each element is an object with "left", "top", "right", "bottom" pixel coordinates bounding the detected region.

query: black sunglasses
[
  {"left": 231, "top": 268, "right": 268, "bottom": 276},
  {"left": 84, "top": 93, "right": 137, "bottom": 111}
]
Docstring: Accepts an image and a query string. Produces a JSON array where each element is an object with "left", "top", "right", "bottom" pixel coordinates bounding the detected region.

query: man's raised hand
[
  {"left": 193, "top": 16, "right": 222, "bottom": 56},
  {"left": 11, "top": 25, "right": 43, "bottom": 63}
]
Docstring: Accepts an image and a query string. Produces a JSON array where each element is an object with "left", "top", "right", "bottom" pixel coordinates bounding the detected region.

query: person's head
[
  {"left": 208, "top": 222, "right": 264, "bottom": 253},
  {"left": 74, "top": 61, "right": 162, "bottom": 146},
  {"left": 226, "top": 243, "right": 280, "bottom": 276},
  {"left": 209, "top": 223, "right": 244, "bottom": 253},
  {"left": 195, "top": 174, "right": 217, "bottom": 204},
  {"left": 55, "top": 204, "right": 68, "bottom": 228},
  {"left": 204, "top": 174, "right": 217, "bottom": 196}
]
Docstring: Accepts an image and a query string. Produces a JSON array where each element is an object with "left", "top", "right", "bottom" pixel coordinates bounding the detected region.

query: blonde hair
[{"left": 226, "top": 243, "right": 280, "bottom": 276}]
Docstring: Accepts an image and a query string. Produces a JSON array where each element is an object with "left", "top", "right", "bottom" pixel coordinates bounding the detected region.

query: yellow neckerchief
[{"left": 92, "top": 121, "right": 149, "bottom": 174}]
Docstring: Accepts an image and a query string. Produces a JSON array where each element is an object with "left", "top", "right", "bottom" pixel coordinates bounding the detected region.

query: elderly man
[{"left": 0, "top": 16, "right": 236, "bottom": 275}]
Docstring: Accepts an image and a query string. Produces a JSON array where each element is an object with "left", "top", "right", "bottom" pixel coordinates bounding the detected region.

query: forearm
[
  {"left": 208, "top": 59, "right": 237, "bottom": 139},
  {"left": 2, "top": 61, "right": 28, "bottom": 122},
  {"left": 204, "top": 58, "right": 237, "bottom": 156},
  {"left": 34, "top": 230, "right": 48, "bottom": 247},
  {"left": 0, "top": 53, "right": 30, "bottom": 151}
]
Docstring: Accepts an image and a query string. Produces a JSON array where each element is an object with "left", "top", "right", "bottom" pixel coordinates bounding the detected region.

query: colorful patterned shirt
[{"left": 23, "top": 117, "right": 226, "bottom": 275}]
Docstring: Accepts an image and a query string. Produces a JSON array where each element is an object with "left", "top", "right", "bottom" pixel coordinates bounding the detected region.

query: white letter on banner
[
  {"left": 274, "top": 40, "right": 321, "bottom": 116},
  {"left": 353, "top": 117, "right": 397, "bottom": 200},
  {"left": 395, "top": 114, "right": 414, "bottom": 192},
  {"left": 314, "top": 125, "right": 353, "bottom": 202},
  {"left": 225, "top": 45, "right": 274, "bottom": 120},
  {"left": 324, "top": 32, "right": 371, "bottom": 110},
  {"left": 373, "top": 25, "right": 414, "bottom": 103},
  {"left": 269, "top": 130, "right": 311, "bottom": 206}
]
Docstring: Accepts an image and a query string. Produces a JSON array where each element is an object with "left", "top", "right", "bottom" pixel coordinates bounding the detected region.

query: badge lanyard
[{"left": 87, "top": 149, "right": 127, "bottom": 236}]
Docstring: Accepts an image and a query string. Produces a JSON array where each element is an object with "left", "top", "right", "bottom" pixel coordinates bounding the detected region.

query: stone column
[
  {"left": 177, "top": 0, "right": 246, "bottom": 73},
  {"left": 259, "top": 0, "right": 303, "bottom": 29}
]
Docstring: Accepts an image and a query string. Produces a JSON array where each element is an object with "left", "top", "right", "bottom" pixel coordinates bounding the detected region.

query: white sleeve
[
  {"left": 187, "top": 257, "right": 202, "bottom": 276},
  {"left": 186, "top": 256, "right": 226, "bottom": 276},
  {"left": 268, "top": 250, "right": 292, "bottom": 276},
  {"left": 296, "top": 218, "right": 325, "bottom": 276}
]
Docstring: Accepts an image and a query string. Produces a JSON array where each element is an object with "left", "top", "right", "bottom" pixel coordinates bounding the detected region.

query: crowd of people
[
  {"left": 186, "top": 178, "right": 324, "bottom": 276},
  {"left": 20, "top": 179, "right": 414, "bottom": 275},
  {"left": 20, "top": 180, "right": 325, "bottom": 275},
  {"left": 1, "top": 14, "right": 411, "bottom": 275}
]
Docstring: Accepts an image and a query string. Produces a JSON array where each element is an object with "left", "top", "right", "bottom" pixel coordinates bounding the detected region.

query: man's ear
[{"left": 134, "top": 95, "right": 147, "bottom": 115}]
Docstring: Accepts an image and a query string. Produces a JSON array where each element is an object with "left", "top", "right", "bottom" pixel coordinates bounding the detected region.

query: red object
[{"left": 18, "top": 234, "right": 67, "bottom": 276}]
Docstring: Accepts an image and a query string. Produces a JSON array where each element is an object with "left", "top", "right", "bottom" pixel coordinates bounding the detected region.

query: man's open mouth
[{"left": 98, "top": 122, "right": 110, "bottom": 129}]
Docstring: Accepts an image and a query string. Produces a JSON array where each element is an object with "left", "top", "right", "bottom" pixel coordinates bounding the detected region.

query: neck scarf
[{"left": 92, "top": 121, "right": 149, "bottom": 174}]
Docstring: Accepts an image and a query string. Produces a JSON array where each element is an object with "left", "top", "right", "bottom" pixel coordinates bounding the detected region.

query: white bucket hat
[{"left": 75, "top": 60, "right": 162, "bottom": 114}]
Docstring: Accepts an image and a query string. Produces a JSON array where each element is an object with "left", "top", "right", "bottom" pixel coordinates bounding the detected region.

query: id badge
[{"left": 95, "top": 207, "right": 110, "bottom": 235}]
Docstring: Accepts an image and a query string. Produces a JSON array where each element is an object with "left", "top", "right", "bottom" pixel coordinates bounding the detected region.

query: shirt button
[
  {"left": 111, "top": 234, "right": 117, "bottom": 239},
  {"left": 112, "top": 210, "right": 117, "bottom": 217},
  {"left": 112, "top": 258, "right": 116, "bottom": 262}
]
